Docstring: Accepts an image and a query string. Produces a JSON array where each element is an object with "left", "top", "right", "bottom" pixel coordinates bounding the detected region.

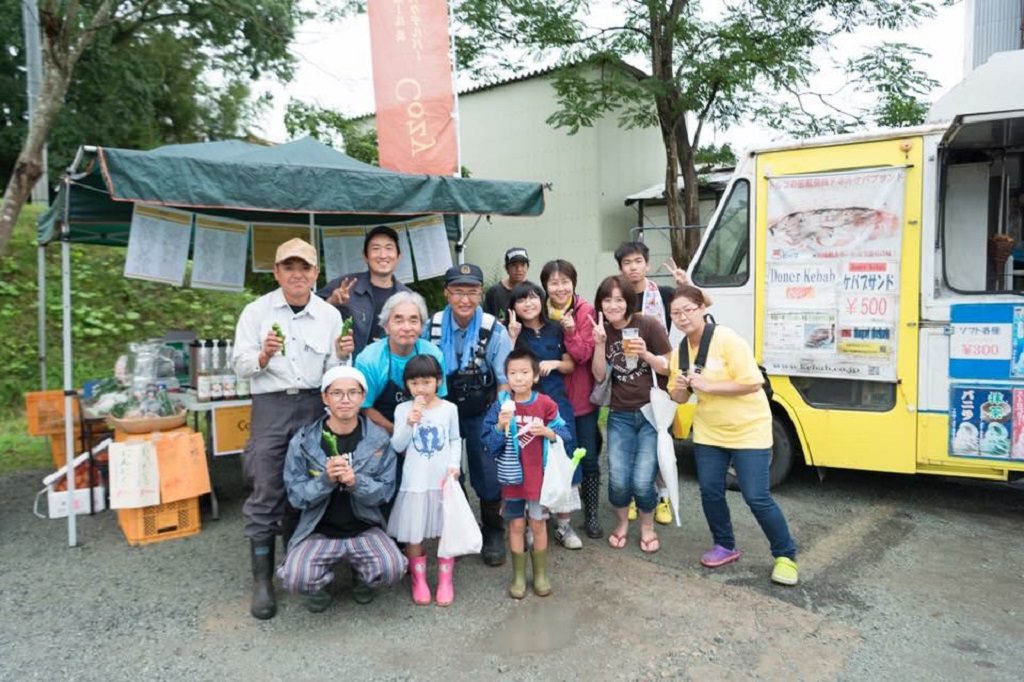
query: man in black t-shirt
[
  {"left": 278, "top": 366, "right": 406, "bottom": 613},
  {"left": 317, "top": 225, "right": 412, "bottom": 357},
  {"left": 483, "top": 246, "right": 530, "bottom": 325}
]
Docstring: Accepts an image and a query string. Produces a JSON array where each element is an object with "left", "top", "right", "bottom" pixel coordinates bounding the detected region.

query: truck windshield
[
  {"left": 692, "top": 180, "right": 749, "bottom": 287},
  {"left": 941, "top": 115, "right": 1024, "bottom": 294}
]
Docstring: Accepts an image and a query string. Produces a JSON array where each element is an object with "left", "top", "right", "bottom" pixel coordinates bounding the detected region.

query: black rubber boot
[
  {"left": 581, "top": 475, "right": 604, "bottom": 539},
  {"left": 479, "top": 501, "right": 507, "bottom": 567},
  {"left": 280, "top": 505, "right": 300, "bottom": 551},
  {"left": 250, "top": 539, "right": 277, "bottom": 620}
]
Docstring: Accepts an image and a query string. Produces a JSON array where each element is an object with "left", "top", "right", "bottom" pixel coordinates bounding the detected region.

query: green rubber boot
[
  {"left": 508, "top": 551, "right": 527, "bottom": 599},
  {"left": 531, "top": 548, "right": 552, "bottom": 597}
]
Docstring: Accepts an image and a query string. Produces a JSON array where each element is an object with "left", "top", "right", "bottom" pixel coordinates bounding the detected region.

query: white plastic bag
[
  {"left": 438, "top": 475, "right": 483, "bottom": 558},
  {"left": 539, "top": 436, "right": 576, "bottom": 510}
]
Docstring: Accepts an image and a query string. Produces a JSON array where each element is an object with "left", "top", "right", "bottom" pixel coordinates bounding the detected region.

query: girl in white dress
[{"left": 388, "top": 355, "right": 462, "bottom": 606}]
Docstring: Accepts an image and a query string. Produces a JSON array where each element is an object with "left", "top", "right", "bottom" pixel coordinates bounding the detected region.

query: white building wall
[
  {"left": 457, "top": 75, "right": 665, "bottom": 300},
  {"left": 964, "top": 0, "right": 1023, "bottom": 73}
]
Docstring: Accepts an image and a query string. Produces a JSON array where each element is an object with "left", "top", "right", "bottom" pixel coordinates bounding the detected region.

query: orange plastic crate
[
  {"left": 117, "top": 497, "right": 201, "bottom": 546},
  {"left": 49, "top": 434, "right": 78, "bottom": 469},
  {"left": 26, "top": 390, "right": 80, "bottom": 436}
]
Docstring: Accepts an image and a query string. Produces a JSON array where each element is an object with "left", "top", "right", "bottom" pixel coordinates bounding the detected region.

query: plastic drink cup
[{"left": 622, "top": 327, "right": 639, "bottom": 370}]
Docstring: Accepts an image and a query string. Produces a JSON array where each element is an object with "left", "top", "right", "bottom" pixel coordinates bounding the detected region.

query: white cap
[{"left": 320, "top": 366, "right": 368, "bottom": 393}]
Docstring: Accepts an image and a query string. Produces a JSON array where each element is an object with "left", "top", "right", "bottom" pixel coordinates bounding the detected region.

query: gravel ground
[{"left": 2, "top": 451, "right": 1022, "bottom": 681}]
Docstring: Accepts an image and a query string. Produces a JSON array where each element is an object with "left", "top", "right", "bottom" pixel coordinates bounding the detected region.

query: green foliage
[
  {"left": 0, "top": 205, "right": 255, "bottom": 408},
  {"left": 695, "top": 143, "right": 737, "bottom": 168},
  {"left": 0, "top": 410, "right": 48, "bottom": 475},
  {"left": 407, "top": 276, "right": 447, "bottom": 313},
  {"left": 283, "top": 99, "right": 379, "bottom": 164},
  {"left": 848, "top": 42, "right": 939, "bottom": 128},
  {"left": 1, "top": 0, "right": 305, "bottom": 188},
  {"left": 454, "top": 0, "right": 940, "bottom": 260}
]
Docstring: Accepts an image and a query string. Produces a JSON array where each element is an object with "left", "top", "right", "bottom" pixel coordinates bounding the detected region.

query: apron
[{"left": 375, "top": 351, "right": 412, "bottom": 512}]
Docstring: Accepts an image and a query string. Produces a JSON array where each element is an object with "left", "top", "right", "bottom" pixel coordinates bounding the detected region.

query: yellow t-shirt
[{"left": 667, "top": 325, "right": 772, "bottom": 449}]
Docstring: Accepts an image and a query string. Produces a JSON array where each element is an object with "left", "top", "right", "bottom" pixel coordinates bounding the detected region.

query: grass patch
[{"left": 0, "top": 410, "right": 50, "bottom": 475}]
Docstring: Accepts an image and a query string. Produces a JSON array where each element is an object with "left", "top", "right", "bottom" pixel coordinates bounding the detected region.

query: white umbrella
[{"left": 642, "top": 384, "right": 682, "bottom": 528}]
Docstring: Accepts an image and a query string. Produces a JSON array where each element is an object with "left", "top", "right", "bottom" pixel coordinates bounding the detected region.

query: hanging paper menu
[
  {"left": 124, "top": 205, "right": 193, "bottom": 285},
  {"left": 191, "top": 215, "right": 248, "bottom": 291}
]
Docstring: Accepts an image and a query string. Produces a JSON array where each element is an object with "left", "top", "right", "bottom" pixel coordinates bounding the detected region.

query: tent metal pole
[
  {"left": 37, "top": 245, "right": 46, "bottom": 389},
  {"left": 448, "top": 9, "right": 464, "bottom": 265},
  {"left": 61, "top": 176, "right": 77, "bottom": 547}
]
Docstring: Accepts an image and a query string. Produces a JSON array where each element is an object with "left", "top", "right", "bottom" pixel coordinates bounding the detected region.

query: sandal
[
  {"left": 607, "top": 531, "right": 627, "bottom": 549},
  {"left": 639, "top": 527, "right": 660, "bottom": 554}
]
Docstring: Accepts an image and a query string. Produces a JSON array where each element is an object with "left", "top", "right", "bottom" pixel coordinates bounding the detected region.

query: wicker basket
[{"left": 106, "top": 411, "right": 187, "bottom": 434}]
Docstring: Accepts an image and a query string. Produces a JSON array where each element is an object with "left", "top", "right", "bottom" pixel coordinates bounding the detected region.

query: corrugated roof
[
  {"left": 350, "top": 62, "right": 574, "bottom": 119},
  {"left": 624, "top": 168, "right": 734, "bottom": 205}
]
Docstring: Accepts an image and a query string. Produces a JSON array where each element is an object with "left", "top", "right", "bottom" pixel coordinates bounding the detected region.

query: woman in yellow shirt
[{"left": 667, "top": 285, "right": 798, "bottom": 586}]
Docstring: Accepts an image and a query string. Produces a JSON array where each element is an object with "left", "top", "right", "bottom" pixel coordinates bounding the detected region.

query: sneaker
[
  {"left": 771, "top": 557, "right": 799, "bottom": 586},
  {"left": 654, "top": 497, "right": 673, "bottom": 525},
  {"left": 305, "top": 587, "right": 332, "bottom": 613},
  {"left": 700, "top": 545, "right": 742, "bottom": 568},
  {"left": 627, "top": 499, "right": 638, "bottom": 521},
  {"left": 554, "top": 522, "right": 583, "bottom": 550}
]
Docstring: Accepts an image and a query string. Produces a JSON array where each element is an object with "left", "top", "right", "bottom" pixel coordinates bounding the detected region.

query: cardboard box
[
  {"left": 44, "top": 486, "right": 106, "bottom": 519},
  {"left": 34, "top": 451, "right": 106, "bottom": 519}
]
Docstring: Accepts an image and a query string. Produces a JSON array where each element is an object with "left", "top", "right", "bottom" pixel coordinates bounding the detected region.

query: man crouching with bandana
[{"left": 277, "top": 366, "right": 407, "bottom": 613}]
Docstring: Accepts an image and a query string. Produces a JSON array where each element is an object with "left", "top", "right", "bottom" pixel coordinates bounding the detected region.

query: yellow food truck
[{"left": 676, "top": 51, "right": 1024, "bottom": 487}]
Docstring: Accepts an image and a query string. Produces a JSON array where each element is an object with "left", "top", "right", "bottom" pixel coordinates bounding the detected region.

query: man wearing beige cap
[{"left": 232, "top": 237, "right": 350, "bottom": 620}]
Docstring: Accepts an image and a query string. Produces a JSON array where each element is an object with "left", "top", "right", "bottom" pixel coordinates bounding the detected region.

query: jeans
[
  {"left": 575, "top": 410, "right": 600, "bottom": 480},
  {"left": 606, "top": 409, "right": 659, "bottom": 512},
  {"left": 461, "top": 413, "right": 501, "bottom": 503},
  {"left": 693, "top": 444, "right": 797, "bottom": 559}
]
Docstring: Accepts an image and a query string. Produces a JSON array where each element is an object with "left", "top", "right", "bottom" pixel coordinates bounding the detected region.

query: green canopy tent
[{"left": 39, "top": 137, "right": 546, "bottom": 546}]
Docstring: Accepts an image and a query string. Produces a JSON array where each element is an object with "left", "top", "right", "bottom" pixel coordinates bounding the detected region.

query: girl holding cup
[{"left": 590, "top": 275, "right": 671, "bottom": 552}]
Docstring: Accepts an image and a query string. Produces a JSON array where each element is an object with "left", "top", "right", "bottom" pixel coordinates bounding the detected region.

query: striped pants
[{"left": 277, "top": 528, "right": 407, "bottom": 595}]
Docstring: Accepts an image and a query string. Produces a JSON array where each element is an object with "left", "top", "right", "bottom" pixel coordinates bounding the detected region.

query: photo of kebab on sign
[{"left": 768, "top": 208, "right": 900, "bottom": 254}]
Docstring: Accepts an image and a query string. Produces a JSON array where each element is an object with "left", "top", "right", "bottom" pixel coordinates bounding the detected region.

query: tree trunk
[
  {"left": 0, "top": 63, "right": 72, "bottom": 255},
  {"left": 660, "top": 121, "right": 684, "bottom": 251},
  {"left": 676, "top": 131, "right": 702, "bottom": 265},
  {"left": 0, "top": 0, "right": 115, "bottom": 255}
]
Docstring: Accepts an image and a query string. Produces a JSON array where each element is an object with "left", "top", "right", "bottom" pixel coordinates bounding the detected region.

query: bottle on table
[
  {"left": 209, "top": 339, "right": 225, "bottom": 401},
  {"left": 196, "top": 339, "right": 212, "bottom": 403}
]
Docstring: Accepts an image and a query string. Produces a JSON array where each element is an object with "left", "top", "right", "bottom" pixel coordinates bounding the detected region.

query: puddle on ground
[{"left": 484, "top": 599, "right": 579, "bottom": 654}]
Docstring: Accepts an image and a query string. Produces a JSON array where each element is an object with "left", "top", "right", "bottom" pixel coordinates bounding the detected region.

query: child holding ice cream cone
[
  {"left": 388, "top": 355, "right": 462, "bottom": 606},
  {"left": 483, "top": 348, "right": 573, "bottom": 598}
]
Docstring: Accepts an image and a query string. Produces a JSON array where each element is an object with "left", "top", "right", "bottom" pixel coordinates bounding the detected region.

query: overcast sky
[{"left": 252, "top": 2, "right": 966, "bottom": 150}]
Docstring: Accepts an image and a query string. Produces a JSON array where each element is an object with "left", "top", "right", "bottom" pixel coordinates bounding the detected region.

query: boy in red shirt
[{"left": 483, "top": 348, "right": 572, "bottom": 599}]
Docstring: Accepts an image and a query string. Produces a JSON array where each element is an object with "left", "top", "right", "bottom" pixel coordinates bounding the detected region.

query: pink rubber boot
[
  {"left": 409, "top": 555, "right": 431, "bottom": 605},
  {"left": 435, "top": 557, "right": 455, "bottom": 607}
]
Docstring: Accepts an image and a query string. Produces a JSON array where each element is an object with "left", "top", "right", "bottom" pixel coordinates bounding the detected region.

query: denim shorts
[{"left": 502, "top": 499, "right": 546, "bottom": 521}]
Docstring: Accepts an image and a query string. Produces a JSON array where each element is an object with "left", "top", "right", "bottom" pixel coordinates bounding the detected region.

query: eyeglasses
[
  {"left": 671, "top": 306, "right": 702, "bottom": 317},
  {"left": 448, "top": 290, "right": 481, "bottom": 301},
  {"left": 326, "top": 389, "right": 364, "bottom": 401}
]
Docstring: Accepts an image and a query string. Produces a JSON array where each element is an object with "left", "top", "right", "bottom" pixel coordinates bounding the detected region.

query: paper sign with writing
[
  {"left": 108, "top": 441, "right": 161, "bottom": 509},
  {"left": 155, "top": 432, "right": 211, "bottom": 502},
  {"left": 213, "top": 405, "right": 252, "bottom": 456}
]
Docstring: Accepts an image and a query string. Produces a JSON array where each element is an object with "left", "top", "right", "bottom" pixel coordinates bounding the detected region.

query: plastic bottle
[
  {"left": 196, "top": 339, "right": 212, "bottom": 402},
  {"left": 210, "top": 339, "right": 224, "bottom": 401}
]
